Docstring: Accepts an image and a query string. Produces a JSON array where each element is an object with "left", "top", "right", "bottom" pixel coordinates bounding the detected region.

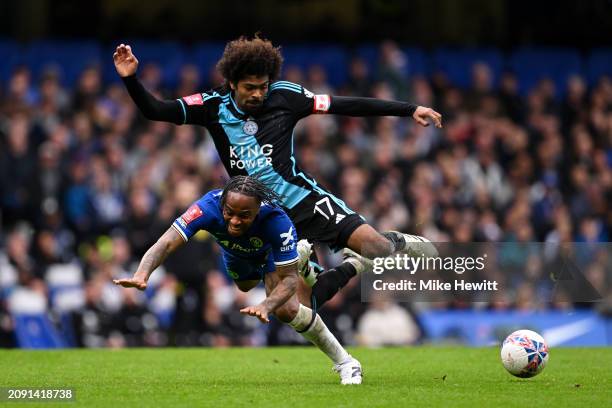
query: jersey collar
[{"left": 229, "top": 92, "right": 247, "bottom": 118}]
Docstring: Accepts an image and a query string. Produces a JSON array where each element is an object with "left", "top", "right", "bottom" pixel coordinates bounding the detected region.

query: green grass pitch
[{"left": 0, "top": 347, "right": 610, "bottom": 407}]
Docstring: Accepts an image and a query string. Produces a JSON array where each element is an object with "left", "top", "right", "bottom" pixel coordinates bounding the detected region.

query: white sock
[{"left": 288, "top": 304, "right": 350, "bottom": 365}]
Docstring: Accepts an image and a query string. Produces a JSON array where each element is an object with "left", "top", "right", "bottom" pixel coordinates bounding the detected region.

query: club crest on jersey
[
  {"left": 250, "top": 237, "right": 263, "bottom": 248},
  {"left": 243, "top": 120, "right": 258, "bottom": 135}
]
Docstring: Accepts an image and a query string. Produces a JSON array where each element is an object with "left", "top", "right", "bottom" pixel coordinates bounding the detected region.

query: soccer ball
[{"left": 501, "top": 329, "right": 549, "bottom": 378}]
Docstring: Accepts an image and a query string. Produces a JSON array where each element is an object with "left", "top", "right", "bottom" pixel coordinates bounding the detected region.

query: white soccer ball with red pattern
[{"left": 501, "top": 329, "right": 549, "bottom": 378}]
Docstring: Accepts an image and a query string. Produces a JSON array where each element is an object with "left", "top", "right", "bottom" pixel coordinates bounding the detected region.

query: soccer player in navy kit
[
  {"left": 114, "top": 36, "right": 440, "bottom": 306},
  {"left": 114, "top": 176, "right": 362, "bottom": 384}
]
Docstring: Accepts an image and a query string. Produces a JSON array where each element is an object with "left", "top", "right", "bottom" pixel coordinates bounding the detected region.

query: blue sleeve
[
  {"left": 263, "top": 209, "right": 300, "bottom": 266},
  {"left": 171, "top": 194, "right": 216, "bottom": 241}
]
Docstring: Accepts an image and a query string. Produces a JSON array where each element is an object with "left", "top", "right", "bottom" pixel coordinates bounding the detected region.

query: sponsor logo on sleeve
[
  {"left": 183, "top": 93, "right": 204, "bottom": 106},
  {"left": 313, "top": 94, "right": 330, "bottom": 114},
  {"left": 280, "top": 226, "right": 294, "bottom": 246},
  {"left": 279, "top": 226, "right": 296, "bottom": 252},
  {"left": 181, "top": 204, "right": 203, "bottom": 224}
]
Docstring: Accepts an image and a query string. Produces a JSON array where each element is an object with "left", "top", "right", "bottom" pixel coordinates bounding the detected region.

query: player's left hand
[
  {"left": 240, "top": 304, "right": 270, "bottom": 324},
  {"left": 413, "top": 106, "right": 443, "bottom": 128}
]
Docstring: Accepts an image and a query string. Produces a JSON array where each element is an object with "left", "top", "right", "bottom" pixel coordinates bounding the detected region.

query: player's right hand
[
  {"left": 239, "top": 304, "right": 270, "bottom": 324},
  {"left": 113, "top": 44, "right": 139, "bottom": 77},
  {"left": 113, "top": 276, "right": 147, "bottom": 290}
]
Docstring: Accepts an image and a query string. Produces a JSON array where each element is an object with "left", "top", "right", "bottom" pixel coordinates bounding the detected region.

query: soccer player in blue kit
[
  {"left": 114, "top": 176, "right": 363, "bottom": 384},
  {"left": 114, "top": 36, "right": 440, "bottom": 308}
]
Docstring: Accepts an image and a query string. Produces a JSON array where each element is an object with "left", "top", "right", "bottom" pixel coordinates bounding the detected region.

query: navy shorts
[
  {"left": 221, "top": 250, "right": 276, "bottom": 282},
  {"left": 287, "top": 191, "right": 366, "bottom": 251}
]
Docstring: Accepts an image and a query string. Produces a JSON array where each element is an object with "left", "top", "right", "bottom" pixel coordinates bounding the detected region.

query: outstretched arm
[
  {"left": 113, "top": 44, "right": 183, "bottom": 124},
  {"left": 328, "top": 95, "right": 442, "bottom": 128},
  {"left": 240, "top": 262, "right": 299, "bottom": 323},
  {"left": 113, "top": 226, "right": 185, "bottom": 290}
]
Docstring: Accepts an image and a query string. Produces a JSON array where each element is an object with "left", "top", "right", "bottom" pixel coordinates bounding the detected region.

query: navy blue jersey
[
  {"left": 171, "top": 189, "right": 299, "bottom": 267},
  {"left": 124, "top": 75, "right": 415, "bottom": 215},
  {"left": 176, "top": 82, "right": 333, "bottom": 210}
]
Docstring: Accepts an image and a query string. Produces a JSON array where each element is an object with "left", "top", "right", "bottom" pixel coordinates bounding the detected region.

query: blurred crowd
[{"left": 0, "top": 41, "right": 611, "bottom": 348}]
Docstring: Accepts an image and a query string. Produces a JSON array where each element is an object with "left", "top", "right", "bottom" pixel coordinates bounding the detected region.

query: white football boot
[
  {"left": 388, "top": 231, "right": 439, "bottom": 258},
  {"left": 333, "top": 355, "right": 363, "bottom": 385},
  {"left": 341, "top": 248, "right": 371, "bottom": 274},
  {"left": 297, "top": 239, "right": 317, "bottom": 287}
]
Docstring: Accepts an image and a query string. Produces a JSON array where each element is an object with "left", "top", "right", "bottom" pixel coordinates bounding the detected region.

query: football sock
[
  {"left": 288, "top": 304, "right": 350, "bottom": 365},
  {"left": 311, "top": 262, "right": 357, "bottom": 308},
  {"left": 382, "top": 231, "right": 406, "bottom": 252}
]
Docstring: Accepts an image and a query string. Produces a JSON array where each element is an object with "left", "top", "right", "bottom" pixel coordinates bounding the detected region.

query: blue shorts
[{"left": 221, "top": 250, "right": 276, "bottom": 282}]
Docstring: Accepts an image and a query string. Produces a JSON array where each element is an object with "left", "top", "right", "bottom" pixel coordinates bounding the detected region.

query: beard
[{"left": 242, "top": 99, "right": 264, "bottom": 115}]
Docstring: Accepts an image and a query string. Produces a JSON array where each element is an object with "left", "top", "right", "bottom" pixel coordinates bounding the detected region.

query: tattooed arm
[
  {"left": 239, "top": 262, "right": 299, "bottom": 323},
  {"left": 113, "top": 227, "right": 185, "bottom": 290}
]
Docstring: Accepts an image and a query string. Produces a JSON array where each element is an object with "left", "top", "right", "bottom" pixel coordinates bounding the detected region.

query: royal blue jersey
[{"left": 171, "top": 190, "right": 299, "bottom": 267}]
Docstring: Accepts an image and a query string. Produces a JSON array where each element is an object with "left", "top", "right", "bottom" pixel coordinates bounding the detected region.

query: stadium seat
[
  {"left": 0, "top": 253, "right": 17, "bottom": 301},
  {"left": 13, "top": 314, "right": 67, "bottom": 349},
  {"left": 136, "top": 265, "right": 176, "bottom": 329},
  {"left": 45, "top": 263, "right": 85, "bottom": 313},
  {"left": 403, "top": 47, "right": 429, "bottom": 78},
  {"left": 103, "top": 40, "right": 186, "bottom": 88},
  {"left": 355, "top": 44, "right": 378, "bottom": 76},
  {"left": 355, "top": 45, "right": 428, "bottom": 80},
  {"left": 4, "top": 40, "right": 602, "bottom": 97},
  {"left": 282, "top": 45, "right": 315, "bottom": 74},
  {"left": 283, "top": 44, "right": 348, "bottom": 88},
  {"left": 58, "top": 312, "right": 78, "bottom": 348},
  {"left": 586, "top": 48, "right": 612, "bottom": 86},
  {"left": 308, "top": 45, "right": 348, "bottom": 88},
  {"left": 509, "top": 47, "right": 584, "bottom": 97},
  {"left": 432, "top": 47, "right": 503, "bottom": 89},
  {"left": 23, "top": 40, "right": 102, "bottom": 87},
  {"left": 149, "top": 287, "right": 176, "bottom": 330},
  {"left": 191, "top": 42, "right": 228, "bottom": 80},
  {"left": 0, "top": 39, "right": 22, "bottom": 85},
  {"left": 9, "top": 288, "right": 66, "bottom": 349}
]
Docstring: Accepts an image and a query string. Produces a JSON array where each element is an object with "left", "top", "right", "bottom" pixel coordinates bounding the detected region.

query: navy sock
[{"left": 311, "top": 263, "right": 357, "bottom": 308}]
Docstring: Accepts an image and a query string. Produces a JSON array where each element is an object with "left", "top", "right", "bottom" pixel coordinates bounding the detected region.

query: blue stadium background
[{"left": 1, "top": 34, "right": 611, "bottom": 348}]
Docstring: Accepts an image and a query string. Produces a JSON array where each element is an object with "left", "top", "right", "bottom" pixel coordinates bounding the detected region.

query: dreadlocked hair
[
  {"left": 216, "top": 34, "right": 283, "bottom": 88},
  {"left": 221, "top": 176, "right": 283, "bottom": 207}
]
